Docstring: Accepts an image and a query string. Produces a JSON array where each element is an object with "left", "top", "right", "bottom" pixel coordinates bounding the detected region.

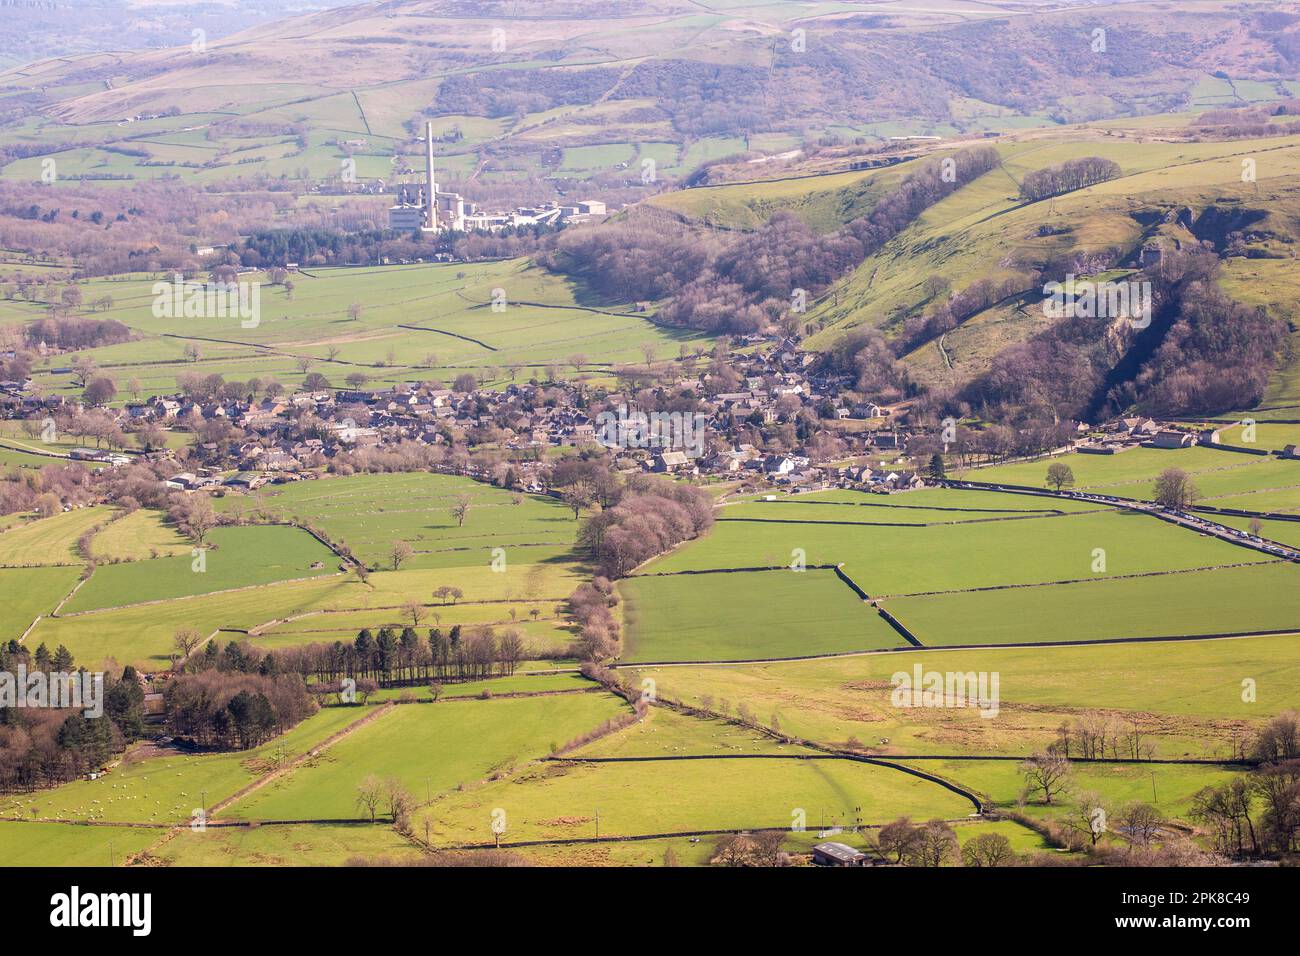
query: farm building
[{"left": 812, "top": 842, "right": 868, "bottom": 867}]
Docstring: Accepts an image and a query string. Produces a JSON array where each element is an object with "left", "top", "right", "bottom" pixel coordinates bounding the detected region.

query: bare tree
[
  {"left": 1021, "top": 751, "right": 1072, "bottom": 805},
  {"left": 1065, "top": 790, "right": 1108, "bottom": 848},
  {"left": 390, "top": 539, "right": 413, "bottom": 571},
  {"left": 877, "top": 817, "right": 922, "bottom": 864},
  {"left": 450, "top": 494, "right": 472, "bottom": 528},
  {"left": 356, "top": 774, "right": 383, "bottom": 823},
  {"left": 173, "top": 628, "right": 204, "bottom": 659},
  {"left": 961, "top": 832, "right": 1015, "bottom": 867},
  {"left": 1117, "top": 802, "right": 1163, "bottom": 848},
  {"left": 1152, "top": 467, "right": 1198, "bottom": 510},
  {"left": 1046, "top": 462, "right": 1075, "bottom": 492},
  {"left": 404, "top": 599, "right": 425, "bottom": 627},
  {"left": 383, "top": 777, "right": 414, "bottom": 828},
  {"left": 912, "top": 819, "right": 959, "bottom": 866}
]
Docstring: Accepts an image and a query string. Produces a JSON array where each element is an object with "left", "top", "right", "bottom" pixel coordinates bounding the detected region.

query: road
[{"left": 939, "top": 479, "right": 1300, "bottom": 563}]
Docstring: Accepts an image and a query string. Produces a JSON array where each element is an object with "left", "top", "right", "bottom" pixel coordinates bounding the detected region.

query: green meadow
[
  {"left": 643, "top": 508, "right": 1263, "bottom": 596},
  {"left": 421, "top": 753, "right": 974, "bottom": 846},
  {"left": 6, "top": 260, "right": 709, "bottom": 400},
  {"left": 223, "top": 472, "right": 579, "bottom": 571},
  {"left": 226, "top": 694, "right": 627, "bottom": 822},
  {"left": 628, "top": 630, "right": 1300, "bottom": 760},
  {"left": 887, "top": 561, "right": 1300, "bottom": 646},
  {"left": 151, "top": 821, "right": 425, "bottom": 867},
  {"left": 2, "top": 706, "right": 364, "bottom": 825},
  {"left": 0, "top": 565, "right": 82, "bottom": 642},
  {"left": 0, "top": 821, "right": 159, "bottom": 868},
  {"left": 621, "top": 568, "right": 900, "bottom": 662},
  {"left": 0, "top": 506, "right": 112, "bottom": 567},
  {"left": 65, "top": 524, "right": 339, "bottom": 613}
]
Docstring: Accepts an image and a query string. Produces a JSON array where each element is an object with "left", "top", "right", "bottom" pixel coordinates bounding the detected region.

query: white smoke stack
[{"left": 425, "top": 121, "right": 437, "bottom": 231}]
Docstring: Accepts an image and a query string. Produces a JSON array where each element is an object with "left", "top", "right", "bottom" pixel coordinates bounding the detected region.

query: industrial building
[{"left": 388, "top": 122, "right": 606, "bottom": 234}]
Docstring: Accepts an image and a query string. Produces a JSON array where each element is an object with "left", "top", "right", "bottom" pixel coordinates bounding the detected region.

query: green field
[
  {"left": 909, "top": 759, "right": 1242, "bottom": 823},
  {"left": 421, "top": 753, "right": 974, "bottom": 846},
  {"left": 0, "top": 506, "right": 112, "bottom": 566},
  {"left": 91, "top": 508, "right": 193, "bottom": 562},
  {"left": 0, "top": 821, "right": 159, "bottom": 868},
  {"left": 65, "top": 524, "right": 339, "bottom": 613},
  {"left": 887, "top": 561, "right": 1300, "bottom": 646},
  {"left": 4, "top": 261, "right": 710, "bottom": 401},
  {"left": 621, "top": 568, "right": 901, "bottom": 662},
  {"left": 644, "top": 507, "right": 1265, "bottom": 596},
  {"left": 2, "top": 706, "right": 364, "bottom": 825},
  {"left": 152, "top": 822, "right": 425, "bottom": 867},
  {"left": 628, "top": 630, "right": 1300, "bottom": 760},
  {"left": 224, "top": 472, "right": 578, "bottom": 571},
  {"left": 0, "top": 565, "right": 82, "bottom": 643},
  {"left": 226, "top": 694, "right": 628, "bottom": 822}
]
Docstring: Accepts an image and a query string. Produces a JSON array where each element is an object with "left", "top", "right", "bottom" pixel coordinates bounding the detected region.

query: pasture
[
  {"left": 65, "top": 524, "right": 339, "bottom": 613},
  {"left": 149, "top": 822, "right": 426, "bottom": 867},
  {"left": 0, "top": 565, "right": 82, "bottom": 643},
  {"left": 643, "top": 507, "right": 1264, "bottom": 596},
  {"left": 225, "top": 694, "right": 627, "bottom": 822},
  {"left": 887, "top": 561, "right": 1300, "bottom": 646},
  {"left": 2, "top": 706, "right": 365, "bottom": 825},
  {"left": 0, "top": 822, "right": 158, "bottom": 868},
  {"left": 0, "top": 506, "right": 112, "bottom": 567},
  {"left": 8, "top": 260, "right": 709, "bottom": 401},
  {"left": 224, "top": 472, "right": 578, "bottom": 572},
  {"left": 620, "top": 568, "right": 901, "bottom": 663},
  {"left": 625, "top": 631, "right": 1300, "bottom": 759},
  {"left": 419, "top": 753, "right": 974, "bottom": 846}
]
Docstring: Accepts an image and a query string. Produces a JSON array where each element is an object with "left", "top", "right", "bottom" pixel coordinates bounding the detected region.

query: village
[{"left": 4, "top": 339, "right": 1291, "bottom": 501}]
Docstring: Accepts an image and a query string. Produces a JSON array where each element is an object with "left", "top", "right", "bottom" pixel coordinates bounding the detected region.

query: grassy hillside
[
  {"left": 788, "top": 128, "right": 1300, "bottom": 405},
  {"left": 4, "top": 0, "right": 1298, "bottom": 191},
  {"left": 1, "top": 259, "right": 708, "bottom": 399}
]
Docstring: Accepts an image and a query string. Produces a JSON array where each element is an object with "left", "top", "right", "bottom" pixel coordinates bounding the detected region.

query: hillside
[{"left": 3, "top": 0, "right": 1300, "bottom": 193}]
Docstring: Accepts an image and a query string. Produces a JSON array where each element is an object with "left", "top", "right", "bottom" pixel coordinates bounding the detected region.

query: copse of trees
[
  {"left": 0, "top": 459, "right": 98, "bottom": 520},
  {"left": 23, "top": 316, "right": 131, "bottom": 351},
  {"left": 0, "top": 642, "right": 145, "bottom": 792},
  {"left": 577, "top": 473, "right": 714, "bottom": 578},
  {"left": 567, "top": 578, "right": 621, "bottom": 660},
  {"left": 163, "top": 671, "right": 316, "bottom": 750},
  {"left": 1018, "top": 156, "right": 1120, "bottom": 202}
]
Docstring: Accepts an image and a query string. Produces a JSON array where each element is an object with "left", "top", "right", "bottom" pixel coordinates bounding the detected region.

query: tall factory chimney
[{"left": 424, "top": 121, "right": 438, "bottom": 231}]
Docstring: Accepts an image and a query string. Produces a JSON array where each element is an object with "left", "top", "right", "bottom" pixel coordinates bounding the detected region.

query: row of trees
[
  {"left": 1018, "top": 156, "right": 1120, "bottom": 202},
  {"left": 265, "top": 625, "right": 528, "bottom": 689}
]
